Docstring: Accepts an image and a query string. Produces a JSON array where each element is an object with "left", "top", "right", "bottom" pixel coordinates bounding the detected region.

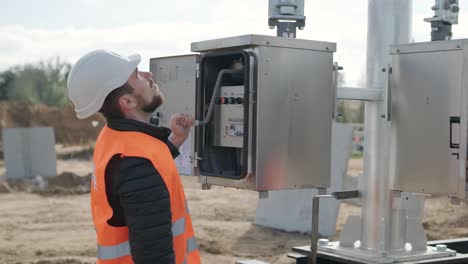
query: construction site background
[
  {"left": 0, "top": 102, "right": 467, "bottom": 264},
  {"left": 0, "top": 101, "right": 104, "bottom": 146}
]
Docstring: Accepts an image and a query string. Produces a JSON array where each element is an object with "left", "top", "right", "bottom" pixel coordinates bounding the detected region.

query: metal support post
[{"left": 360, "top": 0, "right": 412, "bottom": 253}]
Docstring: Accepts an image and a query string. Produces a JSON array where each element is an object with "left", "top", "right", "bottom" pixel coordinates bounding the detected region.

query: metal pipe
[
  {"left": 309, "top": 194, "right": 333, "bottom": 264},
  {"left": 361, "top": 0, "right": 412, "bottom": 252},
  {"left": 195, "top": 69, "right": 243, "bottom": 126},
  {"left": 309, "top": 191, "right": 360, "bottom": 264}
]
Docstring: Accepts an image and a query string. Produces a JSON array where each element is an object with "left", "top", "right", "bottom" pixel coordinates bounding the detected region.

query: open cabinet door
[{"left": 150, "top": 55, "right": 199, "bottom": 176}]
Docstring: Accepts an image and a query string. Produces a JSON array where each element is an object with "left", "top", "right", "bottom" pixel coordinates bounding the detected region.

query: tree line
[
  {"left": 0, "top": 58, "right": 365, "bottom": 123},
  {"left": 0, "top": 58, "right": 71, "bottom": 107}
]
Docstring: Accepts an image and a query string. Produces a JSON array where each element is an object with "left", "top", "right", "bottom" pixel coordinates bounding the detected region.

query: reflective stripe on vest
[
  {"left": 173, "top": 203, "right": 191, "bottom": 236},
  {"left": 97, "top": 220, "right": 196, "bottom": 261},
  {"left": 97, "top": 241, "right": 131, "bottom": 260},
  {"left": 187, "top": 237, "right": 197, "bottom": 253},
  {"left": 97, "top": 235, "right": 197, "bottom": 261},
  {"left": 172, "top": 216, "right": 186, "bottom": 237},
  {"left": 181, "top": 237, "right": 198, "bottom": 264},
  {"left": 97, "top": 226, "right": 196, "bottom": 261}
]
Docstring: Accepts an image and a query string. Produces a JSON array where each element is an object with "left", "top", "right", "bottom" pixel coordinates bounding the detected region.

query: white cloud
[
  {"left": 1, "top": 0, "right": 468, "bottom": 88},
  {"left": 0, "top": 19, "right": 367, "bottom": 86}
]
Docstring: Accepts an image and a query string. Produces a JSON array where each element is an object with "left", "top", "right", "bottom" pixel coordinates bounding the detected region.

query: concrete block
[{"left": 3, "top": 127, "right": 57, "bottom": 180}]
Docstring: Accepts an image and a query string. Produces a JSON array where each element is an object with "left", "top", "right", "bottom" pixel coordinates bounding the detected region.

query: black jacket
[{"left": 104, "top": 118, "right": 179, "bottom": 264}]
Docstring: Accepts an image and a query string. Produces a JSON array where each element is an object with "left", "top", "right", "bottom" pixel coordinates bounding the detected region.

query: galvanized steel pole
[{"left": 361, "top": 0, "right": 412, "bottom": 252}]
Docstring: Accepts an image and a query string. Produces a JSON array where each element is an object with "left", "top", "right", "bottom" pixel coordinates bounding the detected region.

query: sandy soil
[{"left": 1, "top": 157, "right": 468, "bottom": 264}]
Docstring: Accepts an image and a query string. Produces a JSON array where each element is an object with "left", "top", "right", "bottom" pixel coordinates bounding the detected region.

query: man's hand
[{"left": 169, "top": 113, "right": 195, "bottom": 148}]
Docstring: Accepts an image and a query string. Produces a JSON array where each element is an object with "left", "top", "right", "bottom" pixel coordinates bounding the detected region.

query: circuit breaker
[
  {"left": 212, "top": 85, "right": 245, "bottom": 148},
  {"left": 151, "top": 34, "right": 336, "bottom": 191}
]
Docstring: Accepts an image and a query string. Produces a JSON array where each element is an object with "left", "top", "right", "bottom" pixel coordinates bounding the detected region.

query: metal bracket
[
  {"left": 331, "top": 63, "right": 343, "bottom": 119},
  {"left": 380, "top": 66, "right": 393, "bottom": 121},
  {"left": 386, "top": 66, "right": 392, "bottom": 121},
  {"left": 276, "top": 22, "right": 297, "bottom": 38},
  {"left": 424, "top": 0, "right": 460, "bottom": 41},
  {"left": 337, "top": 87, "right": 383, "bottom": 101},
  {"left": 268, "top": 0, "right": 305, "bottom": 37},
  {"left": 332, "top": 190, "right": 360, "bottom": 200},
  {"left": 339, "top": 215, "right": 362, "bottom": 247},
  {"left": 406, "top": 217, "right": 428, "bottom": 250}
]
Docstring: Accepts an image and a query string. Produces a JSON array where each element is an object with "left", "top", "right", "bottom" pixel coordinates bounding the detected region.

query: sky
[{"left": 1, "top": 0, "right": 468, "bottom": 86}]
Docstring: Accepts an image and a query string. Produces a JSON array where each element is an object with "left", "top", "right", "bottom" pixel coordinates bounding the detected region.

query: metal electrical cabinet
[
  {"left": 389, "top": 40, "right": 468, "bottom": 199},
  {"left": 151, "top": 34, "right": 336, "bottom": 191}
]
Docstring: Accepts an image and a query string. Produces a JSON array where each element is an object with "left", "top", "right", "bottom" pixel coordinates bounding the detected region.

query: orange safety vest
[{"left": 91, "top": 125, "right": 201, "bottom": 264}]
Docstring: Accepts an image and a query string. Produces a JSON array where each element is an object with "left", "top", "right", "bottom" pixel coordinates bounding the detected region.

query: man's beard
[
  {"left": 142, "top": 93, "right": 164, "bottom": 113},
  {"left": 135, "top": 79, "right": 164, "bottom": 113}
]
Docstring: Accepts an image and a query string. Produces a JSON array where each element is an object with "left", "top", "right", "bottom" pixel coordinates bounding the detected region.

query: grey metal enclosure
[
  {"left": 152, "top": 34, "right": 336, "bottom": 191},
  {"left": 389, "top": 39, "right": 468, "bottom": 199}
]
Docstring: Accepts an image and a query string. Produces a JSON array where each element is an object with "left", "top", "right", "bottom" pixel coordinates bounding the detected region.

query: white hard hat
[{"left": 67, "top": 49, "right": 141, "bottom": 119}]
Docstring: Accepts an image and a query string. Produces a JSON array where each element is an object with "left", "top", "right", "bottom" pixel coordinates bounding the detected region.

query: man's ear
[{"left": 118, "top": 94, "right": 137, "bottom": 111}]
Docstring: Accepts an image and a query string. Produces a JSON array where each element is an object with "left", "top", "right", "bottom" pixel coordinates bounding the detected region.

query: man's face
[{"left": 127, "top": 68, "right": 164, "bottom": 113}]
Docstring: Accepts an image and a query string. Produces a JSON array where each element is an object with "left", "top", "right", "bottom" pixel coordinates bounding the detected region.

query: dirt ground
[{"left": 1, "top": 155, "right": 468, "bottom": 264}]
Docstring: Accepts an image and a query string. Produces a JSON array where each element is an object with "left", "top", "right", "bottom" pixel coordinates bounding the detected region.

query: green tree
[
  {"left": 0, "top": 57, "right": 71, "bottom": 107},
  {"left": 0, "top": 69, "right": 17, "bottom": 101}
]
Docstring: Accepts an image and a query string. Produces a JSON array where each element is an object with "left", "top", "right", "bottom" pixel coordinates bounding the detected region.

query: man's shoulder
[
  {"left": 106, "top": 155, "right": 167, "bottom": 190},
  {"left": 108, "top": 155, "right": 153, "bottom": 172}
]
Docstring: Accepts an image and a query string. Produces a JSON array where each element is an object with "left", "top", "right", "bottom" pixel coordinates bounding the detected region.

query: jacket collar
[{"left": 107, "top": 118, "right": 171, "bottom": 141}]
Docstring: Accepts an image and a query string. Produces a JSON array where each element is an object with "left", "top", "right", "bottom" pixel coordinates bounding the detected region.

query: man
[{"left": 67, "top": 50, "right": 201, "bottom": 264}]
